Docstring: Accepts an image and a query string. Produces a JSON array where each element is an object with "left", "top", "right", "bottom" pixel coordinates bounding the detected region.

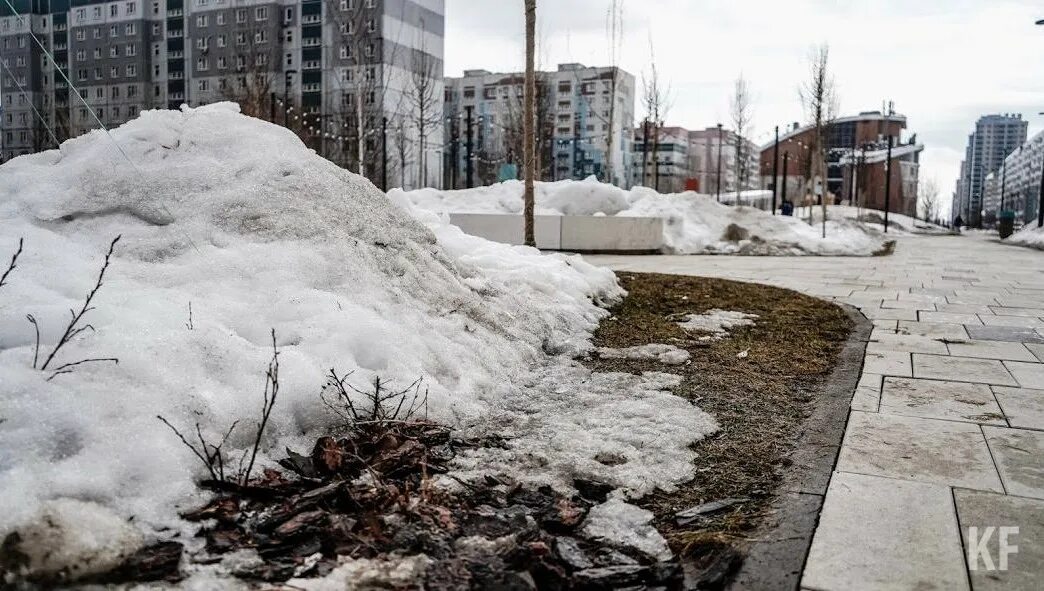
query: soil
[{"left": 584, "top": 272, "right": 854, "bottom": 587}]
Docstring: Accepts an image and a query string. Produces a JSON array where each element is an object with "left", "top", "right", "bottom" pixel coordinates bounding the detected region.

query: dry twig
[{"left": 0, "top": 238, "right": 23, "bottom": 290}]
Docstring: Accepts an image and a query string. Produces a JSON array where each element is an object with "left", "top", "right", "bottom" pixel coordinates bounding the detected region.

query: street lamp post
[
  {"left": 716, "top": 123, "right": 724, "bottom": 202},
  {"left": 283, "top": 70, "right": 297, "bottom": 129},
  {"left": 771, "top": 126, "right": 780, "bottom": 214}
]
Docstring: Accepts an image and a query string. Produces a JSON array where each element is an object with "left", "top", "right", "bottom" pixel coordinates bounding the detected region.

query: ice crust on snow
[
  {"left": 677, "top": 309, "right": 759, "bottom": 340},
  {"left": 581, "top": 498, "right": 673, "bottom": 562},
  {"left": 392, "top": 177, "right": 891, "bottom": 256},
  {"left": 596, "top": 344, "right": 691, "bottom": 365},
  {"left": 0, "top": 104, "right": 717, "bottom": 573}
]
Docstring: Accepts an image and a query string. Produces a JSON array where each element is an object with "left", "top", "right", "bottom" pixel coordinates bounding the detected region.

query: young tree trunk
[{"left": 523, "top": 0, "right": 537, "bottom": 247}]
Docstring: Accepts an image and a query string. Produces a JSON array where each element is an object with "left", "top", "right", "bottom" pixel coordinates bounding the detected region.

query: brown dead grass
[{"left": 585, "top": 272, "right": 853, "bottom": 571}]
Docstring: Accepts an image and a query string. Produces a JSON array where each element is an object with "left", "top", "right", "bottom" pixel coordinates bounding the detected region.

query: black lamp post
[
  {"left": 716, "top": 123, "right": 723, "bottom": 202},
  {"left": 771, "top": 126, "right": 780, "bottom": 214}
]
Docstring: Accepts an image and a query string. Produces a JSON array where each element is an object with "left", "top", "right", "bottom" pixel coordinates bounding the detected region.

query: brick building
[{"left": 759, "top": 110, "right": 923, "bottom": 216}]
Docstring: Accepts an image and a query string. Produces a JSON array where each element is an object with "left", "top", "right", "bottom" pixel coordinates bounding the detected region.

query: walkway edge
[{"left": 727, "top": 303, "right": 871, "bottom": 591}]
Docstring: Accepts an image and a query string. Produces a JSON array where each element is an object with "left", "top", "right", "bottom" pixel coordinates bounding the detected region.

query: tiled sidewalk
[{"left": 587, "top": 233, "right": 1044, "bottom": 590}]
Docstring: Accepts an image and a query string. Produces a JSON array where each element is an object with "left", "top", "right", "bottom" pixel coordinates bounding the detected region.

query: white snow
[
  {"left": 581, "top": 498, "right": 673, "bottom": 562},
  {"left": 806, "top": 205, "right": 952, "bottom": 235},
  {"left": 0, "top": 104, "right": 716, "bottom": 577},
  {"left": 678, "top": 309, "right": 759, "bottom": 340},
  {"left": 287, "top": 555, "right": 431, "bottom": 591},
  {"left": 1008, "top": 221, "right": 1044, "bottom": 250},
  {"left": 392, "top": 177, "right": 891, "bottom": 256},
  {"left": 596, "top": 344, "right": 691, "bottom": 365}
]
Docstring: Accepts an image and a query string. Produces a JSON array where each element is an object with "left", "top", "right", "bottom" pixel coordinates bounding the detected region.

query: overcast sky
[{"left": 444, "top": 0, "right": 1044, "bottom": 218}]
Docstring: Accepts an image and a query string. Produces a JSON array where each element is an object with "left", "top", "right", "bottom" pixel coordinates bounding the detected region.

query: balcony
[
  {"left": 302, "top": 38, "right": 321, "bottom": 47},
  {"left": 54, "top": 24, "right": 67, "bottom": 32},
  {"left": 302, "top": 60, "right": 320, "bottom": 70},
  {"left": 301, "top": 14, "right": 321, "bottom": 24},
  {"left": 167, "top": 9, "right": 183, "bottom": 17},
  {"left": 167, "top": 30, "right": 183, "bottom": 38},
  {"left": 54, "top": 43, "right": 67, "bottom": 50},
  {"left": 168, "top": 50, "right": 183, "bottom": 58},
  {"left": 302, "top": 83, "right": 321, "bottom": 92},
  {"left": 169, "top": 71, "right": 184, "bottom": 79},
  {"left": 170, "top": 92, "right": 184, "bottom": 100}
]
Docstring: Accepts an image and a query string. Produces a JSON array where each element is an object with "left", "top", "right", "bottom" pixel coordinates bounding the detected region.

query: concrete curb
[{"left": 726, "top": 303, "right": 872, "bottom": 591}]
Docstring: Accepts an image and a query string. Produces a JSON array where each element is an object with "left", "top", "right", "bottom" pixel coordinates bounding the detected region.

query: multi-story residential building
[
  {"left": 1, "top": 0, "right": 444, "bottom": 189},
  {"left": 979, "top": 129, "right": 1044, "bottom": 227},
  {"left": 631, "top": 124, "right": 690, "bottom": 193},
  {"left": 758, "top": 110, "right": 924, "bottom": 216},
  {"left": 953, "top": 113, "right": 1028, "bottom": 227},
  {"left": 443, "top": 63, "right": 635, "bottom": 189},
  {"left": 688, "top": 126, "right": 758, "bottom": 195}
]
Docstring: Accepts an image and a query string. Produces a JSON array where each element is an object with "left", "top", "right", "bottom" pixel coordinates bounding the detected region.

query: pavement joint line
[
  {"left": 980, "top": 424, "right": 1009, "bottom": 496},
  {"left": 952, "top": 486, "right": 976, "bottom": 591}
]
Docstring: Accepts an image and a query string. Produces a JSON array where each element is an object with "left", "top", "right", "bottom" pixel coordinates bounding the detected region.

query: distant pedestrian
[
  {"left": 954, "top": 214, "right": 964, "bottom": 234},
  {"left": 781, "top": 200, "right": 794, "bottom": 217}
]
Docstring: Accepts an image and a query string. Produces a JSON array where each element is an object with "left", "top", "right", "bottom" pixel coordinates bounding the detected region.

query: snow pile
[
  {"left": 808, "top": 205, "right": 951, "bottom": 235},
  {"left": 596, "top": 343, "right": 691, "bottom": 365},
  {"left": 581, "top": 498, "right": 672, "bottom": 562},
  {"left": 1007, "top": 221, "right": 1044, "bottom": 250},
  {"left": 0, "top": 104, "right": 715, "bottom": 576},
  {"left": 677, "top": 309, "right": 759, "bottom": 341},
  {"left": 393, "top": 177, "right": 891, "bottom": 256}
]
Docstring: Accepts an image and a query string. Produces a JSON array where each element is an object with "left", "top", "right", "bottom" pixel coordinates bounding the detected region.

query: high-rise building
[
  {"left": 688, "top": 126, "right": 758, "bottom": 195},
  {"left": 443, "top": 63, "right": 635, "bottom": 189},
  {"left": 980, "top": 129, "right": 1044, "bottom": 227},
  {"left": 953, "top": 114, "right": 1028, "bottom": 227},
  {"left": 0, "top": 0, "right": 444, "bottom": 189}
]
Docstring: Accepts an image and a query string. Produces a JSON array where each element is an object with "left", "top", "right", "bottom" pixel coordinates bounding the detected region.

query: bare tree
[
  {"left": 641, "top": 36, "right": 671, "bottom": 192},
  {"left": 730, "top": 73, "right": 754, "bottom": 205},
  {"left": 391, "top": 115, "right": 414, "bottom": 189},
  {"left": 799, "top": 43, "right": 838, "bottom": 237},
  {"left": 404, "top": 23, "right": 443, "bottom": 189},
  {"left": 523, "top": 0, "right": 537, "bottom": 247},
  {"left": 919, "top": 177, "right": 940, "bottom": 223},
  {"left": 603, "top": 0, "right": 624, "bottom": 185}
]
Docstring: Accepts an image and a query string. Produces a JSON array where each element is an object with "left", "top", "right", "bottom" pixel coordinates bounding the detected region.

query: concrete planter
[{"left": 447, "top": 213, "right": 665, "bottom": 254}]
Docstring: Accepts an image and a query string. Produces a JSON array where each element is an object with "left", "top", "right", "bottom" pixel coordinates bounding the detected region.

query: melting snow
[
  {"left": 596, "top": 343, "right": 691, "bottom": 365},
  {"left": 677, "top": 309, "right": 759, "bottom": 340}
]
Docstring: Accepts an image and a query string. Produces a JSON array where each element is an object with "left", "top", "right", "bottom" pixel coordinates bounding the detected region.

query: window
[
  {"left": 285, "top": 29, "right": 293, "bottom": 43},
  {"left": 110, "top": 24, "right": 118, "bottom": 37},
  {"left": 93, "top": 6, "right": 101, "bottom": 18},
  {"left": 77, "top": 68, "right": 87, "bottom": 81},
  {"left": 96, "top": 87, "right": 104, "bottom": 98},
  {"left": 254, "top": 6, "right": 268, "bottom": 20},
  {"left": 196, "top": 37, "right": 207, "bottom": 49},
  {"left": 75, "top": 8, "right": 86, "bottom": 20},
  {"left": 339, "top": 0, "right": 353, "bottom": 9},
  {"left": 110, "top": 4, "right": 118, "bottom": 17},
  {"left": 128, "top": 85, "right": 137, "bottom": 97},
  {"left": 94, "top": 68, "right": 102, "bottom": 79},
  {"left": 152, "top": 23, "right": 160, "bottom": 34},
  {"left": 125, "top": 23, "right": 135, "bottom": 35},
  {"left": 256, "top": 53, "right": 267, "bottom": 66},
  {"left": 217, "top": 35, "right": 226, "bottom": 47},
  {"left": 93, "top": 27, "right": 101, "bottom": 39},
  {"left": 94, "top": 48, "right": 101, "bottom": 59},
  {"left": 110, "top": 46, "right": 119, "bottom": 57},
  {"left": 235, "top": 9, "right": 246, "bottom": 23},
  {"left": 112, "top": 86, "right": 120, "bottom": 98},
  {"left": 286, "top": 53, "right": 292, "bottom": 66},
  {"left": 284, "top": 7, "right": 292, "bottom": 21},
  {"left": 216, "top": 13, "right": 225, "bottom": 25},
  {"left": 197, "top": 57, "right": 209, "bottom": 70},
  {"left": 76, "top": 30, "right": 85, "bottom": 40},
  {"left": 366, "top": 19, "right": 375, "bottom": 32},
  {"left": 254, "top": 30, "right": 267, "bottom": 43},
  {"left": 126, "top": 64, "right": 136, "bottom": 76},
  {"left": 111, "top": 66, "right": 119, "bottom": 77},
  {"left": 339, "top": 46, "right": 348, "bottom": 59},
  {"left": 235, "top": 55, "right": 245, "bottom": 68},
  {"left": 218, "top": 56, "right": 227, "bottom": 69},
  {"left": 198, "top": 80, "right": 209, "bottom": 91},
  {"left": 235, "top": 32, "right": 246, "bottom": 45},
  {"left": 342, "top": 69, "right": 352, "bottom": 82},
  {"left": 152, "top": 1, "right": 158, "bottom": 14},
  {"left": 196, "top": 15, "right": 208, "bottom": 27},
  {"left": 126, "top": 44, "right": 136, "bottom": 56},
  {"left": 365, "top": 43, "right": 374, "bottom": 57}
]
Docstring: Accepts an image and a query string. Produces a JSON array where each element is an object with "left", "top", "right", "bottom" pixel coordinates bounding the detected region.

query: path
[{"left": 586, "top": 232, "right": 1044, "bottom": 590}]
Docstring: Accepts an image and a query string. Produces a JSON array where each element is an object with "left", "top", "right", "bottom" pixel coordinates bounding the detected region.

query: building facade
[
  {"left": 628, "top": 124, "right": 757, "bottom": 195},
  {"left": 952, "top": 114, "right": 1028, "bottom": 227},
  {"left": 1, "top": 0, "right": 444, "bottom": 189},
  {"left": 980, "top": 129, "right": 1044, "bottom": 228},
  {"left": 631, "top": 124, "right": 689, "bottom": 193},
  {"left": 443, "top": 63, "right": 635, "bottom": 189},
  {"left": 758, "top": 111, "right": 923, "bottom": 216}
]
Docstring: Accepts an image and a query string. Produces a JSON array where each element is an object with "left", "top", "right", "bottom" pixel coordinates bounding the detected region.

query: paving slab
[
  {"left": 983, "top": 427, "right": 1044, "bottom": 499},
  {"left": 860, "top": 307, "right": 919, "bottom": 322},
  {"left": 1005, "top": 361, "right": 1044, "bottom": 389},
  {"left": 965, "top": 325, "right": 1044, "bottom": 344},
  {"left": 803, "top": 472, "right": 969, "bottom": 591},
  {"left": 880, "top": 299, "right": 935, "bottom": 311},
  {"left": 837, "top": 411, "right": 1003, "bottom": 491},
  {"left": 852, "top": 373, "right": 883, "bottom": 412},
  {"left": 867, "top": 333, "right": 949, "bottom": 355},
  {"left": 937, "top": 303, "right": 995, "bottom": 315},
  {"left": 880, "top": 377, "right": 1006, "bottom": 425},
  {"left": 897, "top": 321, "right": 969, "bottom": 340},
  {"left": 947, "top": 340, "right": 1039, "bottom": 362},
  {"left": 1028, "top": 343, "right": 1044, "bottom": 363},
  {"left": 993, "top": 386, "right": 1044, "bottom": 430},
  {"left": 920, "top": 311, "right": 984, "bottom": 325},
  {"left": 955, "top": 489, "right": 1044, "bottom": 591},
  {"left": 990, "top": 306, "right": 1044, "bottom": 318},
  {"left": 863, "top": 350, "right": 912, "bottom": 376},
  {"left": 980, "top": 315, "right": 1044, "bottom": 329},
  {"left": 913, "top": 354, "right": 1019, "bottom": 386},
  {"left": 996, "top": 296, "right": 1044, "bottom": 308}
]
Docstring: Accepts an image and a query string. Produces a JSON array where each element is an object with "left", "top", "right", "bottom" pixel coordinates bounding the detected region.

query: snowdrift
[
  {"left": 1007, "top": 221, "right": 1044, "bottom": 250},
  {"left": 0, "top": 104, "right": 715, "bottom": 573},
  {"left": 393, "top": 178, "right": 891, "bottom": 256}
]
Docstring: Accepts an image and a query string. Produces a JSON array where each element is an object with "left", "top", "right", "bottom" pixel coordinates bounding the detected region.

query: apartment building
[
  {"left": 980, "top": 129, "right": 1044, "bottom": 227},
  {"left": 1, "top": 0, "right": 444, "bottom": 189},
  {"left": 953, "top": 114, "right": 1028, "bottom": 227},
  {"left": 443, "top": 63, "right": 635, "bottom": 189}
]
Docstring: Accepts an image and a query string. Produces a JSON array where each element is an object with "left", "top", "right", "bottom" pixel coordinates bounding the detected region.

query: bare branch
[
  {"left": 39, "top": 235, "right": 121, "bottom": 371},
  {"left": 0, "top": 238, "right": 23, "bottom": 290},
  {"left": 25, "top": 314, "right": 40, "bottom": 369},
  {"left": 46, "top": 357, "right": 119, "bottom": 381},
  {"left": 241, "top": 329, "right": 280, "bottom": 486}
]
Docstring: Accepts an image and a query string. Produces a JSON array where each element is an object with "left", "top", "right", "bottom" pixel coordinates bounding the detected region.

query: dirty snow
[
  {"left": 393, "top": 177, "right": 891, "bottom": 256},
  {"left": 0, "top": 104, "right": 716, "bottom": 576},
  {"left": 287, "top": 555, "right": 431, "bottom": 591},
  {"left": 581, "top": 498, "right": 673, "bottom": 562},
  {"left": 596, "top": 343, "right": 691, "bottom": 365},
  {"left": 677, "top": 309, "right": 759, "bottom": 341},
  {"left": 1008, "top": 221, "right": 1044, "bottom": 250}
]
